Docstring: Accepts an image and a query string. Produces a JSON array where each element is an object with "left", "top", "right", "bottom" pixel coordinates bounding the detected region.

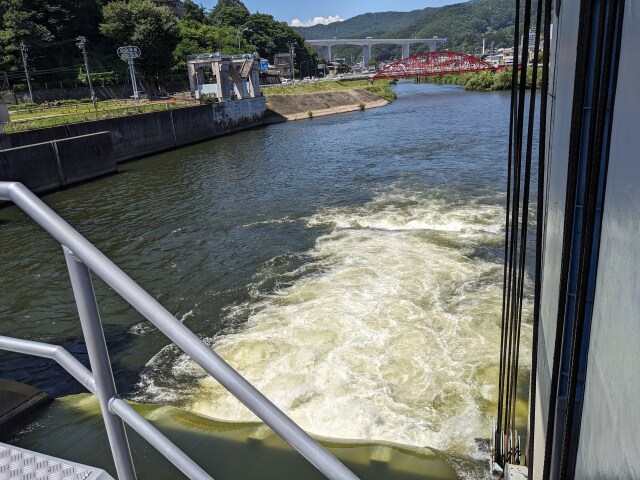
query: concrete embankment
[
  {"left": 1, "top": 98, "right": 266, "bottom": 164},
  {"left": 0, "top": 132, "right": 115, "bottom": 194},
  {"left": 0, "top": 98, "right": 265, "bottom": 194},
  {"left": 265, "top": 89, "right": 388, "bottom": 122}
]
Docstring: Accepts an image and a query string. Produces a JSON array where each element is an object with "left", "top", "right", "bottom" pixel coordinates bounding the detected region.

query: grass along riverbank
[
  {"left": 2, "top": 99, "right": 195, "bottom": 133},
  {"left": 264, "top": 79, "right": 397, "bottom": 103}
]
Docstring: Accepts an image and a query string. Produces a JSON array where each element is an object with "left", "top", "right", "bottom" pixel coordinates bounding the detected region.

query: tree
[
  {"left": 173, "top": 20, "right": 245, "bottom": 70},
  {"left": 100, "top": 0, "right": 179, "bottom": 83},
  {"left": 181, "top": 0, "right": 205, "bottom": 24},
  {"left": 0, "top": 0, "right": 54, "bottom": 72},
  {"left": 243, "top": 13, "right": 317, "bottom": 62},
  {"left": 209, "top": 0, "right": 250, "bottom": 28}
]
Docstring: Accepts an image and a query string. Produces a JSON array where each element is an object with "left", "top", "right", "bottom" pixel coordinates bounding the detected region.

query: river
[{"left": 0, "top": 81, "right": 533, "bottom": 476}]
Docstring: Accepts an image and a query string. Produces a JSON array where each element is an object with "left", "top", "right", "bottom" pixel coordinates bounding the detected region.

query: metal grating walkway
[{"left": 0, "top": 443, "right": 114, "bottom": 480}]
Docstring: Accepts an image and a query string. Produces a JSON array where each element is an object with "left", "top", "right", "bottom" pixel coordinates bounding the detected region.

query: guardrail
[
  {"left": 3, "top": 100, "right": 196, "bottom": 134},
  {"left": 0, "top": 181, "right": 358, "bottom": 480}
]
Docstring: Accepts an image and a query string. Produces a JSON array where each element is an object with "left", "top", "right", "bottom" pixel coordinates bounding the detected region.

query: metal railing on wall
[
  {"left": 2, "top": 100, "right": 196, "bottom": 134},
  {"left": 0, "top": 181, "right": 358, "bottom": 480}
]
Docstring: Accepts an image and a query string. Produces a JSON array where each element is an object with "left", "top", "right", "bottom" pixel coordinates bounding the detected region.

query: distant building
[{"left": 273, "top": 53, "right": 293, "bottom": 79}]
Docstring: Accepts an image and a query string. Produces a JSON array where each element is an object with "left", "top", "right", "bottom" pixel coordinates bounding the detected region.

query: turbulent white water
[{"left": 137, "top": 188, "right": 531, "bottom": 457}]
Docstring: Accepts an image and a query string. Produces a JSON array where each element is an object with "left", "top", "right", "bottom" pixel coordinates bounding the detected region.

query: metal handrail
[
  {"left": 0, "top": 336, "right": 210, "bottom": 480},
  {"left": 0, "top": 181, "right": 358, "bottom": 480}
]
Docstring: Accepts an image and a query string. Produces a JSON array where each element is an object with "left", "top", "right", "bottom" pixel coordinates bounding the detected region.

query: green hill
[
  {"left": 291, "top": 9, "right": 434, "bottom": 40},
  {"left": 394, "top": 0, "right": 515, "bottom": 54},
  {"left": 294, "top": 0, "right": 515, "bottom": 58}
]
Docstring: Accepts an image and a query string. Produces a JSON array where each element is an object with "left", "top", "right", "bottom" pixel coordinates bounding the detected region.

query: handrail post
[{"left": 64, "top": 246, "right": 137, "bottom": 480}]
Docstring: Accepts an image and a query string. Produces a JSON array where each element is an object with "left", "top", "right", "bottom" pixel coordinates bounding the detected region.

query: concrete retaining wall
[
  {"left": 0, "top": 132, "right": 115, "bottom": 194},
  {"left": 265, "top": 89, "right": 385, "bottom": 120},
  {"left": 0, "top": 97, "right": 266, "bottom": 164}
]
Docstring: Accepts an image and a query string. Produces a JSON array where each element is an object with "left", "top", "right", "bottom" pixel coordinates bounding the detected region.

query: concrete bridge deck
[{"left": 306, "top": 38, "right": 448, "bottom": 63}]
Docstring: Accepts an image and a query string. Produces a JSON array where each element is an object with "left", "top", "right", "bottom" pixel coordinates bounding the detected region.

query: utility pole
[
  {"left": 76, "top": 36, "right": 97, "bottom": 109},
  {"left": 289, "top": 42, "right": 297, "bottom": 81},
  {"left": 1, "top": 71, "right": 9, "bottom": 91},
  {"left": 20, "top": 41, "right": 34, "bottom": 103}
]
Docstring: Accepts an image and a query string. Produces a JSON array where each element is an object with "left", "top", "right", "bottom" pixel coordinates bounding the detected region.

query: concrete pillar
[
  {"left": 402, "top": 43, "right": 410, "bottom": 59},
  {"left": 363, "top": 44, "right": 372, "bottom": 65},
  {"left": 0, "top": 101, "right": 9, "bottom": 124},
  {"left": 322, "top": 45, "right": 332, "bottom": 61},
  {"left": 228, "top": 62, "right": 247, "bottom": 100},
  {"left": 187, "top": 63, "right": 197, "bottom": 92},
  {"left": 249, "top": 59, "right": 261, "bottom": 98},
  {"left": 430, "top": 42, "right": 438, "bottom": 53},
  {"left": 196, "top": 67, "right": 205, "bottom": 86},
  {"left": 215, "top": 61, "right": 231, "bottom": 102}
]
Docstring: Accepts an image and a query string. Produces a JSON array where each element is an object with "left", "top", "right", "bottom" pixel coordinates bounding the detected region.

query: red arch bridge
[{"left": 373, "top": 52, "right": 502, "bottom": 80}]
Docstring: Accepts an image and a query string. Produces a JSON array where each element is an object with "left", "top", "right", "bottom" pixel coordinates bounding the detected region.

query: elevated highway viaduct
[{"left": 306, "top": 38, "right": 448, "bottom": 64}]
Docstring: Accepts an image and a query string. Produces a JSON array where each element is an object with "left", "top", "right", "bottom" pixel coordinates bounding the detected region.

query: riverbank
[
  {"left": 263, "top": 79, "right": 395, "bottom": 122},
  {"left": 421, "top": 68, "right": 543, "bottom": 91},
  {"left": 265, "top": 89, "right": 388, "bottom": 122}
]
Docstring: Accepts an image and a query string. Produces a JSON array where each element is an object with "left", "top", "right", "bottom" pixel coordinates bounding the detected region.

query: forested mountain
[
  {"left": 395, "top": 0, "right": 515, "bottom": 54},
  {"left": 291, "top": 9, "right": 434, "bottom": 40},
  {"left": 295, "top": 0, "right": 515, "bottom": 58}
]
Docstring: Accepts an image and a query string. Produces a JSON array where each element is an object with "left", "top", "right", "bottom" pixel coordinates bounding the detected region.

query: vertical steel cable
[
  {"left": 527, "top": 0, "right": 552, "bottom": 470},
  {"left": 497, "top": 0, "right": 545, "bottom": 466},
  {"left": 508, "top": 0, "right": 535, "bottom": 444},
  {"left": 497, "top": 0, "right": 522, "bottom": 446},
  {"left": 512, "top": 0, "right": 546, "bottom": 459}
]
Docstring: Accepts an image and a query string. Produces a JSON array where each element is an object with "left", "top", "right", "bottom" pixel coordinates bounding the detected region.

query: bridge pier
[
  {"left": 322, "top": 45, "right": 332, "bottom": 61},
  {"left": 430, "top": 43, "right": 438, "bottom": 53},
  {"left": 402, "top": 44, "right": 411, "bottom": 59},
  {"left": 363, "top": 44, "right": 372, "bottom": 65}
]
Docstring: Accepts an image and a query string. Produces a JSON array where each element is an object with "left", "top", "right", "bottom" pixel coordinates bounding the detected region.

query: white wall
[{"left": 574, "top": 2, "right": 640, "bottom": 477}]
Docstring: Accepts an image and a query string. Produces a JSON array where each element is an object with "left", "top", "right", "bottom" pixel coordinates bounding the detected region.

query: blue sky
[{"left": 201, "top": 1, "right": 459, "bottom": 25}]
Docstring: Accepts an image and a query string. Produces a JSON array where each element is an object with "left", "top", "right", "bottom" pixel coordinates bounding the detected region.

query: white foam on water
[{"left": 137, "top": 189, "right": 531, "bottom": 460}]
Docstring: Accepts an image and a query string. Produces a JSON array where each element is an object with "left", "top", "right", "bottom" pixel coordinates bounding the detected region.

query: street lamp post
[{"left": 117, "top": 45, "right": 141, "bottom": 104}]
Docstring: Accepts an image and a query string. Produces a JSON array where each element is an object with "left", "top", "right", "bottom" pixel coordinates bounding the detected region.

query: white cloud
[{"left": 290, "top": 15, "right": 344, "bottom": 27}]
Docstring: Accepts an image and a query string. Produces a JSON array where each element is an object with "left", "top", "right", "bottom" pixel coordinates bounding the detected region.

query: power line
[
  {"left": 23, "top": 38, "right": 79, "bottom": 49},
  {"left": 4, "top": 65, "right": 84, "bottom": 78}
]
